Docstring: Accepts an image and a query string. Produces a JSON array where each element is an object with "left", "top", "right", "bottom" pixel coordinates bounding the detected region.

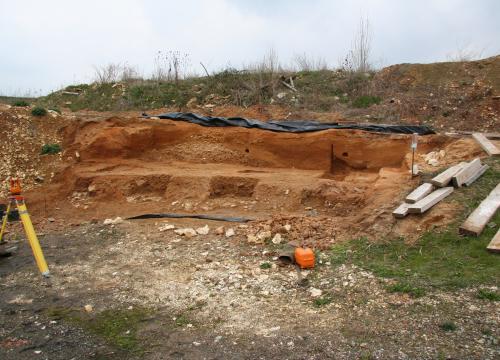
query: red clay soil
[{"left": 16, "top": 113, "right": 484, "bottom": 248}]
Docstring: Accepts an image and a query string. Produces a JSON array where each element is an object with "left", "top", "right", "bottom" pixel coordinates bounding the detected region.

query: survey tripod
[{"left": 0, "top": 178, "right": 50, "bottom": 277}]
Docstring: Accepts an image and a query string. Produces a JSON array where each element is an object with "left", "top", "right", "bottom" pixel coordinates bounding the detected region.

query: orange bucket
[{"left": 294, "top": 247, "right": 315, "bottom": 269}]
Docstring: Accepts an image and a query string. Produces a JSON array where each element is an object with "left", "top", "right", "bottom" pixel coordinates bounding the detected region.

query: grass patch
[
  {"left": 260, "top": 262, "right": 272, "bottom": 269},
  {"left": 352, "top": 95, "right": 381, "bottom": 108},
  {"left": 476, "top": 289, "right": 500, "bottom": 301},
  {"left": 329, "top": 158, "right": 500, "bottom": 291},
  {"left": 46, "top": 307, "right": 151, "bottom": 354},
  {"left": 313, "top": 295, "right": 333, "bottom": 307},
  {"left": 13, "top": 100, "right": 30, "bottom": 107},
  {"left": 174, "top": 313, "right": 191, "bottom": 327},
  {"left": 31, "top": 106, "right": 47, "bottom": 116},
  {"left": 439, "top": 321, "right": 457, "bottom": 332},
  {"left": 386, "top": 282, "right": 425, "bottom": 298},
  {"left": 41, "top": 143, "right": 61, "bottom": 155}
]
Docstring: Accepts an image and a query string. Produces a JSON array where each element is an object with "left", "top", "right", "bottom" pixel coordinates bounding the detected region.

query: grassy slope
[
  {"left": 37, "top": 70, "right": 366, "bottom": 112},
  {"left": 330, "top": 157, "right": 500, "bottom": 293}
]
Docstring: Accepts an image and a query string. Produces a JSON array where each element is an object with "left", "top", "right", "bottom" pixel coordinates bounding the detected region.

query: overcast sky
[{"left": 0, "top": 0, "right": 498, "bottom": 96}]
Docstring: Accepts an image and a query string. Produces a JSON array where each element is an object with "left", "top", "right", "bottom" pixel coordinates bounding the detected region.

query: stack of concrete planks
[
  {"left": 430, "top": 162, "right": 467, "bottom": 187},
  {"left": 393, "top": 182, "right": 454, "bottom": 218},
  {"left": 451, "top": 158, "right": 489, "bottom": 187},
  {"left": 393, "top": 158, "right": 489, "bottom": 219},
  {"left": 429, "top": 158, "right": 487, "bottom": 188}
]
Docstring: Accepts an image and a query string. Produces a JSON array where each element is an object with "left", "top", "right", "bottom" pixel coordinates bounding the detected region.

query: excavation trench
[{"left": 25, "top": 116, "right": 470, "bottom": 245}]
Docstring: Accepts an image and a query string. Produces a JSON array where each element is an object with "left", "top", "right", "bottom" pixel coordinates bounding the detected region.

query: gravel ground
[{"left": 1, "top": 219, "right": 499, "bottom": 359}]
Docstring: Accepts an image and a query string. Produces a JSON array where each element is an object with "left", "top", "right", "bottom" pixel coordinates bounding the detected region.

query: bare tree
[
  {"left": 344, "top": 16, "right": 372, "bottom": 73},
  {"left": 152, "top": 51, "right": 191, "bottom": 83}
]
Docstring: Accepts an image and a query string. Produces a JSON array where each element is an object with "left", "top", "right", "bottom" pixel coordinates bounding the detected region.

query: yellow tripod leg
[
  {"left": 0, "top": 202, "right": 11, "bottom": 243},
  {"left": 16, "top": 201, "right": 50, "bottom": 277}
]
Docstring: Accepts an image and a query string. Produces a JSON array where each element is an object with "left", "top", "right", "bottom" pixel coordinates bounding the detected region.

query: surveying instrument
[{"left": 0, "top": 178, "right": 50, "bottom": 277}]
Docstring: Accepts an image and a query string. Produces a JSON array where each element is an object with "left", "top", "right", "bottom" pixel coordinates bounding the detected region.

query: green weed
[
  {"left": 439, "top": 321, "right": 457, "bottom": 332},
  {"left": 13, "top": 100, "right": 30, "bottom": 107},
  {"left": 46, "top": 307, "right": 151, "bottom": 354},
  {"left": 260, "top": 262, "right": 272, "bottom": 269},
  {"left": 476, "top": 289, "right": 500, "bottom": 301},
  {"left": 31, "top": 106, "right": 47, "bottom": 116},
  {"left": 174, "top": 313, "right": 191, "bottom": 327},
  {"left": 41, "top": 143, "right": 61, "bottom": 155},
  {"left": 313, "top": 295, "right": 333, "bottom": 307},
  {"left": 352, "top": 95, "right": 381, "bottom": 108},
  {"left": 386, "top": 283, "right": 425, "bottom": 298}
]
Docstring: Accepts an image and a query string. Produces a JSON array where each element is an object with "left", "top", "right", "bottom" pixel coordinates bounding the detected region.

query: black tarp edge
[
  {"left": 143, "top": 112, "right": 435, "bottom": 135},
  {"left": 127, "top": 213, "right": 252, "bottom": 222}
]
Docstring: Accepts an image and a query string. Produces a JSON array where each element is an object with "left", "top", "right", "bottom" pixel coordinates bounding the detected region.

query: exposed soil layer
[{"left": 17, "top": 114, "right": 484, "bottom": 247}]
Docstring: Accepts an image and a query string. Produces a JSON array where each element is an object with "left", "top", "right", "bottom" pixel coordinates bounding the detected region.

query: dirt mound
[{"left": 372, "top": 55, "right": 500, "bottom": 132}]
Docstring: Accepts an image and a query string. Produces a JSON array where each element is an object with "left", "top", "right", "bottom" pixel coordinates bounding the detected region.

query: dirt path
[{"left": 1, "top": 220, "right": 498, "bottom": 359}]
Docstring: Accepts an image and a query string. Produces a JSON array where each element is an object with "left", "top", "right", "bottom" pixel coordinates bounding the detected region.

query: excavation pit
[{"left": 25, "top": 116, "right": 483, "bottom": 245}]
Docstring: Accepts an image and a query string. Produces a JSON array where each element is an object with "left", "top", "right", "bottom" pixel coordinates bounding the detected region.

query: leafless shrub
[
  {"left": 93, "top": 63, "right": 122, "bottom": 84},
  {"left": 245, "top": 48, "right": 285, "bottom": 102},
  {"left": 120, "top": 63, "right": 142, "bottom": 82},
  {"left": 152, "top": 50, "right": 191, "bottom": 84},
  {"left": 93, "top": 63, "right": 142, "bottom": 84},
  {"left": 293, "top": 53, "right": 328, "bottom": 71},
  {"left": 446, "top": 44, "right": 484, "bottom": 62}
]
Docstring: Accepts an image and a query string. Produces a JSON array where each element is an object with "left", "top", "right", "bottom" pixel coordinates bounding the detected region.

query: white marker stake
[{"left": 411, "top": 133, "right": 418, "bottom": 177}]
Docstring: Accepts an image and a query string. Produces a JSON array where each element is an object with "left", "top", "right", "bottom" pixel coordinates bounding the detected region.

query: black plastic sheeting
[
  {"left": 144, "top": 112, "right": 435, "bottom": 135},
  {"left": 127, "top": 213, "right": 252, "bottom": 223}
]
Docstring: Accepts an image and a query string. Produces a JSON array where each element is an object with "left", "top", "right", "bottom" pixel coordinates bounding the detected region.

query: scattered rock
[
  {"left": 257, "top": 231, "right": 272, "bottom": 242},
  {"left": 103, "top": 217, "right": 123, "bottom": 225},
  {"left": 174, "top": 228, "right": 197, "bottom": 238},
  {"left": 186, "top": 97, "right": 198, "bottom": 108},
  {"left": 7, "top": 295, "right": 33, "bottom": 304},
  {"left": 47, "top": 217, "right": 55, "bottom": 223},
  {"left": 309, "top": 288, "right": 322, "bottom": 298},
  {"left": 84, "top": 304, "right": 93, "bottom": 313},
  {"left": 196, "top": 225, "right": 210, "bottom": 235},
  {"left": 427, "top": 158, "right": 440, "bottom": 167},
  {"left": 225, "top": 228, "right": 235, "bottom": 238},
  {"left": 214, "top": 226, "right": 224, "bottom": 235},
  {"left": 271, "top": 233, "right": 282, "bottom": 244},
  {"left": 246, "top": 234, "right": 261, "bottom": 244},
  {"left": 158, "top": 224, "right": 175, "bottom": 232}
]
